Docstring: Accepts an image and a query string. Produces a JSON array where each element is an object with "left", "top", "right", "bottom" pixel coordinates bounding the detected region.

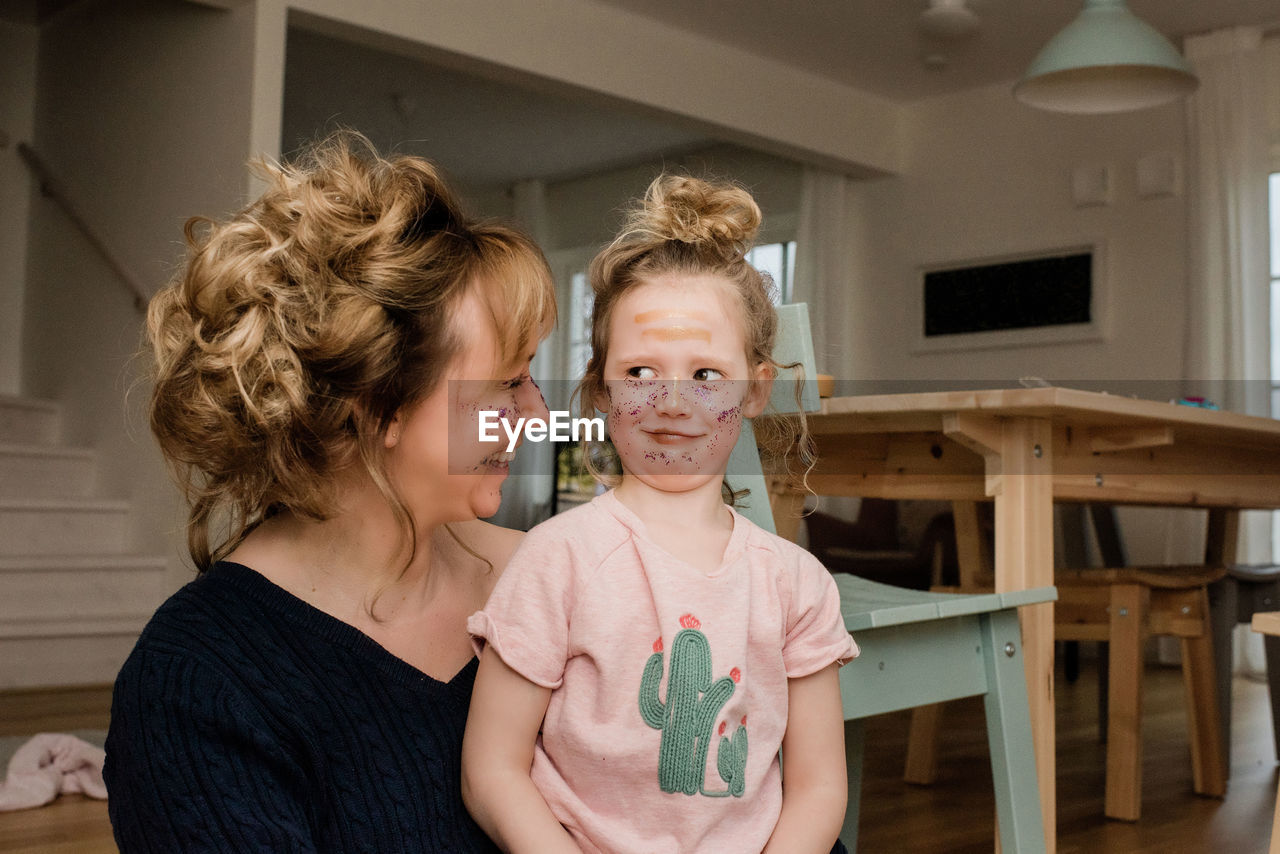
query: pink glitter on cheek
[{"left": 716, "top": 405, "right": 741, "bottom": 424}]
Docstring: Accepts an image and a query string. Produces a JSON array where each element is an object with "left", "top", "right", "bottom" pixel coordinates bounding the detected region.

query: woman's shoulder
[
  {"left": 448, "top": 519, "right": 526, "bottom": 574},
  {"left": 118, "top": 565, "right": 280, "bottom": 673}
]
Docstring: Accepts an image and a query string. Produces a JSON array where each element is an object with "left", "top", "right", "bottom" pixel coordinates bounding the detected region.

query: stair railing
[{"left": 17, "top": 142, "right": 149, "bottom": 313}]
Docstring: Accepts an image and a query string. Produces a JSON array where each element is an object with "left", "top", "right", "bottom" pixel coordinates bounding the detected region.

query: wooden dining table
[{"left": 766, "top": 386, "right": 1280, "bottom": 852}]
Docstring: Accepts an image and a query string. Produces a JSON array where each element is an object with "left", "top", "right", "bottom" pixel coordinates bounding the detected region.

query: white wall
[
  {"left": 826, "top": 82, "right": 1195, "bottom": 559},
  {"left": 839, "top": 81, "right": 1187, "bottom": 389},
  {"left": 837, "top": 81, "right": 1188, "bottom": 392},
  {"left": 543, "top": 143, "right": 803, "bottom": 253},
  {"left": 0, "top": 21, "right": 37, "bottom": 396},
  {"left": 23, "top": 0, "right": 259, "bottom": 576}
]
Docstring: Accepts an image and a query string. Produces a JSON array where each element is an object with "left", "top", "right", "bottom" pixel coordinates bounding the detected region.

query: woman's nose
[{"left": 519, "top": 376, "right": 550, "bottom": 423}]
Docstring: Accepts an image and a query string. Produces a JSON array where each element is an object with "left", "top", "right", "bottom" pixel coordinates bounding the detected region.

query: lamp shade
[{"left": 1014, "top": 0, "right": 1198, "bottom": 114}]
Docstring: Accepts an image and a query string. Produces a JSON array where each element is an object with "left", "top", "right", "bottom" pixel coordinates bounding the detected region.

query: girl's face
[
  {"left": 385, "top": 288, "right": 548, "bottom": 526},
  {"left": 600, "top": 273, "right": 771, "bottom": 496}
]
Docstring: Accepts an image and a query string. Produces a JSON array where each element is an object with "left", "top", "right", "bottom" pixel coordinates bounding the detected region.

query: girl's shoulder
[
  {"left": 737, "top": 512, "right": 821, "bottom": 565},
  {"left": 516, "top": 496, "right": 632, "bottom": 566}
]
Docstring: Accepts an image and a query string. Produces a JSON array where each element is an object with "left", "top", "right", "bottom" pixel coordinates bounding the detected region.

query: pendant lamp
[{"left": 1014, "top": 0, "right": 1198, "bottom": 114}]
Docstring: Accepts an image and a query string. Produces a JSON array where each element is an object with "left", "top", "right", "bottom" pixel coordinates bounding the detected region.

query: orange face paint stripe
[
  {"left": 641, "top": 327, "right": 713, "bottom": 343},
  {"left": 633, "top": 309, "right": 708, "bottom": 324}
]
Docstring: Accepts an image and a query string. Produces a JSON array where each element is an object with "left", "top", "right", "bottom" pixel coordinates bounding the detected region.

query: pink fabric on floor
[{"left": 0, "top": 733, "right": 107, "bottom": 811}]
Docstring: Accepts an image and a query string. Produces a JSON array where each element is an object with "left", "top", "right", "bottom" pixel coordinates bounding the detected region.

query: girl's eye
[
  {"left": 502, "top": 374, "right": 529, "bottom": 390},
  {"left": 627, "top": 366, "right": 658, "bottom": 379},
  {"left": 692, "top": 368, "right": 724, "bottom": 381}
]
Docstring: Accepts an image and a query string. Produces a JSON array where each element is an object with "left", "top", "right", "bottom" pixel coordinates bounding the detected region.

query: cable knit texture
[{"left": 105, "top": 561, "right": 500, "bottom": 853}]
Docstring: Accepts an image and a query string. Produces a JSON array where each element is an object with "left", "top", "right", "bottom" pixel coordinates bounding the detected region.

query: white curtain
[
  {"left": 791, "top": 167, "right": 857, "bottom": 383},
  {"left": 489, "top": 179, "right": 557, "bottom": 531},
  {"left": 791, "top": 167, "right": 865, "bottom": 521},
  {"left": 1181, "top": 26, "right": 1273, "bottom": 674}
]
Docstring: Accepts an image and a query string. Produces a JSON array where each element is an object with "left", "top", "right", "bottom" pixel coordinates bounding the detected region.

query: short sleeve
[
  {"left": 466, "top": 526, "right": 578, "bottom": 689},
  {"left": 781, "top": 551, "right": 858, "bottom": 678},
  {"left": 105, "top": 649, "right": 316, "bottom": 853}
]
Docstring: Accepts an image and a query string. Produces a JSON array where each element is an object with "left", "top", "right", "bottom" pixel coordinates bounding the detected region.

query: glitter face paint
[
  {"left": 601, "top": 273, "right": 766, "bottom": 490},
  {"left": 384, "top": 290, "right": 548, "bottom": 525},
  {"left": 450, "top": 385, "right": 543, "bottom": 475}
]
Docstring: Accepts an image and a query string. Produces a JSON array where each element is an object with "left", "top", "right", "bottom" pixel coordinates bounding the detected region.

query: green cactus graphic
[
  {"left": 716, "top": 724, "right": 748, "bottom": 798},
  {"left": 638, "top": 614, "right": 747, "bottom": 798}
]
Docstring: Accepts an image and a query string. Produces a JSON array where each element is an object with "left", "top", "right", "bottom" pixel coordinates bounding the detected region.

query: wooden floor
[
  {"left": 0, "top": 665, "right": 1276, "bottom": 853},
  {"left": 0, "top": 685, "right": 116, "bottom": 854}
]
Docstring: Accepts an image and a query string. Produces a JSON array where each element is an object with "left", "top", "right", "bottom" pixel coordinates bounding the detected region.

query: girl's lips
[{"left": 645, "top": 430, "right": 703, "bottom": 445}]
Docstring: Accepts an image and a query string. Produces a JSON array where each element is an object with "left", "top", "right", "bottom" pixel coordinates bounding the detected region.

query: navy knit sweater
[{"left": 105, "top": 561, "right": 501, "bottom": 853}]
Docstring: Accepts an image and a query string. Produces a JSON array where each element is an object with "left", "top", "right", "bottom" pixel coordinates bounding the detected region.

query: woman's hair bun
[{"left": 637, "top": 174, "right": 761, "bottom": 260}]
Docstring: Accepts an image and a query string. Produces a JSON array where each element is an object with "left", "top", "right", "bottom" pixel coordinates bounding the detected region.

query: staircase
[{"left": 0, "top": 395, "right": 171, "bottom": 689}]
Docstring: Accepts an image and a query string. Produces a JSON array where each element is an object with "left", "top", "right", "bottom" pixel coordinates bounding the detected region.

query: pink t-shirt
[{"left": 467, "top": 490, "right": 857, "bottom": 854}]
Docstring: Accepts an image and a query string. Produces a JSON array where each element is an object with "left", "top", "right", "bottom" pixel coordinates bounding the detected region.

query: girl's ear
[
  {"left": 591, "top": 383, "right": 611, "bottom": 416},
  {"left": 741, "top": 362, "right": 774, "bottom": 419}
]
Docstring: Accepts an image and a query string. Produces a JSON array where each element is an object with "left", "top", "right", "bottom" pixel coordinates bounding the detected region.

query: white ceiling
[
  {"left": 284, "top": 1, "right": 1280, "bottom": 191},
  {"left": 283, "top": 26, "right": 719, "bottom": 190},
  {"left": 592, "top": 0, "right": 1280, "bottom": 101}
]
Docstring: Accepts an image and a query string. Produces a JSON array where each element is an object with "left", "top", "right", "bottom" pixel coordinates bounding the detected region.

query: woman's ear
[
  {"left": 384, "top": 412, "right": 403, "bottom": 449},
  {"left": 741, "top": 363, "right": 775, "bottom": 419}
]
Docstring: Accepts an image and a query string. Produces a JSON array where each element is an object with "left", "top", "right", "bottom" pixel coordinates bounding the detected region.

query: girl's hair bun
[{"left": 636, "top": 174, "right": 761, "bottom": 262}]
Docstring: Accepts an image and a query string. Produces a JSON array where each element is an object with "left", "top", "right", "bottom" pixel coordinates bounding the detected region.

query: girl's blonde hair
[
  {"left": 148, "top": 132, "right": 556, "bottom": 571},
  {"left": 577, "top": 173, "right": 811, "bottom": 496}
]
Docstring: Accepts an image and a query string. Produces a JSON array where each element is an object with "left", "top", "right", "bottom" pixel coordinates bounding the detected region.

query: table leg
[
  {"left": 1205, "top": 508, "right": 1239, "bottom": 774},
  {"left": 994, "top": 417, "right": 1056, "bottom": 851},
  {"left": 903, "top": 702, "right": 942, "bottom": 785},
  {"left": 1204, "top": 508, "right": 1240, "bottom": 566},
  {"left": 902, "top": 500, "right": 990, "bottom": 786},
  {"left": 769, "top": 479, "right": 807, "bottom": 543},
  {"left": 953, "top": 499, "right": 993, "bottom": 589}
]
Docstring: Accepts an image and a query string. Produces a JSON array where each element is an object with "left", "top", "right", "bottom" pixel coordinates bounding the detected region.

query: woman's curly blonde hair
[
  {"left": 576, "top": 173, "right": 812, "bottom": 498},
  {"left": 148, "top": 132, "right": 555, "bottom": 571}
]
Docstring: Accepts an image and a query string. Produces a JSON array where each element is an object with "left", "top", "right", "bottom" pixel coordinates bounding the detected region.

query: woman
[{"left": 104, "top": 133, "right": 556, "bottom": 853}]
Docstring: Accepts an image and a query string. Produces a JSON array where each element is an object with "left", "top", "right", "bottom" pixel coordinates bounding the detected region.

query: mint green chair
[{"left": 728, "top": 303, "right": 1054, "bottom": 852}]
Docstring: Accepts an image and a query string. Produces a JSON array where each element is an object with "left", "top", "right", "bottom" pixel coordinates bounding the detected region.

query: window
[
  {"left": 745, "top": 241, "right": 797, "bottom": 305},
  {"left": 567, "top": 270, "right": 593, "bottom": 382}
]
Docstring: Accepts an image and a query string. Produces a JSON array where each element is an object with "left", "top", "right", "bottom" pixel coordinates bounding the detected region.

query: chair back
[{"left": 725, "top": 302, "right": 820, "bottom": 534}]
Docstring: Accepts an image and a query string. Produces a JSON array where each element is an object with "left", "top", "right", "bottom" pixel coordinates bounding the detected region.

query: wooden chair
[
  {"left": 728, "top": 304, "right": 1053, "bottom": 852},
  {"left": 1210, "top": 564, "right": 1280, "bottom": 763},
  {"left": 911, "top": 503, "right": 1228, "bottom": 822},
  {"left": 1055, "top": 565, "right": 1227, "bottom": 821},
  {"left": 1250, "top": 611, "right": 1280, "bottom": 854}
]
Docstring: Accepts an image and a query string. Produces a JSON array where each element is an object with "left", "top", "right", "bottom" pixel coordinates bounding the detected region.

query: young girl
[{"left": 461, "top": 175, "right": 856, "bottom": 854}]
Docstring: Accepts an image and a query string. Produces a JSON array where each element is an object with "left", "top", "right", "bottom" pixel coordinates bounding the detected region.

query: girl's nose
[{"left": 654, "top": 377, "right": 691, "bottom": 416}]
